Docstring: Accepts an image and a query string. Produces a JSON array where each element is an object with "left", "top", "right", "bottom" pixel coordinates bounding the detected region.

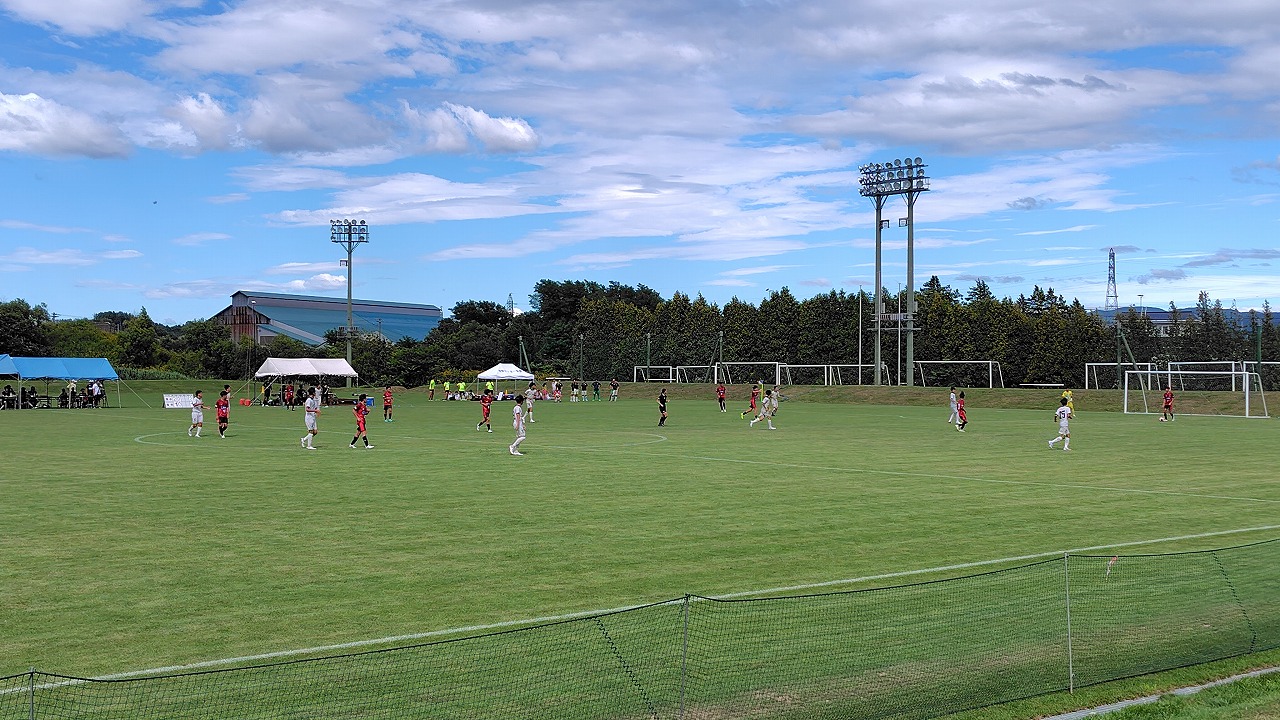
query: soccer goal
[
  {"left": 676, "top": 365, "right": 715, "bottom": 383},
  {"left": 1084, "top": 362, "right": 1158, "bottom": 390},
  {"left": 1124, "top": 369, "right": 1268, "bottom": 418},
  {"left": 632, "top": 365, "right": 675, "bottom": 383},
  {"left": 715, "top": 362, "right": 782, "bottom": 387},
  {"left": 781, "top": 364, "right": 830, "bottom": 386},
  {"left": 914, "top": 361, "right": 1005, "bottom": 388},
  {"left": 1167, "top": 361, "right": 1248, "bottom": 391},
  {"left": 1242, "top": 362, "right": 1280, "bottom": 391},
  {"left": 829, "top": 364, "right": 876, "bottom": 385}
]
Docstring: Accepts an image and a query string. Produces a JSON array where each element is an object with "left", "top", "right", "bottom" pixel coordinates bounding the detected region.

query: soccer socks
[
  {"left": 1049, "top": 437, "right": 1061, "bottom": 447},
  {"left": 1063, "top": 438, "right": 1070, "bottom": 450}
]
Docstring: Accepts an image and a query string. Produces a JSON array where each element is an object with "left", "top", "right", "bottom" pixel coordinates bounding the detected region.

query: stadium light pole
[
  {"left": 331, "top": 219, "right": 369, "bottom": 388},
  {"left": 859, "top": 157, "right": 930, "bottom": 387}
]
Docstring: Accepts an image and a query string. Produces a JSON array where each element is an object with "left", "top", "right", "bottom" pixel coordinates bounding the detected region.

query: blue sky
[{"left": 2, "top": 1, "right": 1278, "bottom": 325}]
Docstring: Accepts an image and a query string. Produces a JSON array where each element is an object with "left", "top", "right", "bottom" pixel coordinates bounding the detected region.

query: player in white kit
[
  {"left": 1048, "top": 397, "right": 1072, "bottom": 451},
  {"left": 301, "top": 387, "right": 321, "bottom": 450},
  {"left": 188, "top": 390, "right": 205, "bottom": 438},
  {"left": 510, "top": 394, "right": 527, "bottom": 456}
]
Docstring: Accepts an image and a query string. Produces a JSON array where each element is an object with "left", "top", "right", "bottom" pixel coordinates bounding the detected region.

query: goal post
[
  {"left": 914, "top": 361, "right": 1005, "bottom": 388},
  {"left": 715, "top": 362, "right": 781, "bottom": 387},
  {"left": 632, "top": 366, "right": 674, "bottom": 383},
  {"left": 1084, "top": 362, "right": 1157, "bottom": 390},
  {"left": 780, "top": 364, "right": 831, "bottom": 386},
  {"left": 1242, "top": 361, "right": 1280, "bottom": 391},
  {"left": 1125, "top": 369, "right": 1268, "bottom": 418},
  {"left": 675, "top": 365, "right": 715, "bottom": 383},
  {"left": 829, "top": 364, "right": 876, "bottom": 385}
]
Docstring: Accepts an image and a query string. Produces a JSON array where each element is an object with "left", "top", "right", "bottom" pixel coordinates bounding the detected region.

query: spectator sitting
[
  {"left": 58, "top": 389, "right": 70, "bottom": 408},
  {"left": 1, "top": 385, "right": 15, "bottom": 410}
]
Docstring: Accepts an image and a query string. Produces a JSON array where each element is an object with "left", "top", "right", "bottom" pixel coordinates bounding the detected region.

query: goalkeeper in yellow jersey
[{"left": 1061, "top": 388, "right": 1074, "bottom": 413}]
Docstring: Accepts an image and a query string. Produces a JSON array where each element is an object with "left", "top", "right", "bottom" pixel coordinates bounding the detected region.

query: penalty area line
[{"left": 21, "top": 523, "right": 1279, "bottom": 689}]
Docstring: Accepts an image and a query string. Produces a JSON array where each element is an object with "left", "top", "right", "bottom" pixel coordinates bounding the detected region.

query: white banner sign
[{"left": 163, "top": 393, "right": 196, "bottom": 409}]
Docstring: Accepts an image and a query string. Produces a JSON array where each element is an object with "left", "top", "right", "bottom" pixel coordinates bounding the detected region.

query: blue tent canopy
[{"left": 4, "top": 357, "right": 119, "bottom": 380}]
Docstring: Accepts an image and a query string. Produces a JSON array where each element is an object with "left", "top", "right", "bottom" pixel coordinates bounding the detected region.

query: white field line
[
  {"left": 7, "top": 523, "right": 1278, "bottom": 692},
  {"left": 1043, "top": 665, "right": 1280, "bottom": 720}
]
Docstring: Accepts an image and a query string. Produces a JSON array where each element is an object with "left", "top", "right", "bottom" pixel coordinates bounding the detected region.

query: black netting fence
[{"left": 4, "top": 539, "right": 1278, "bottom": 719}]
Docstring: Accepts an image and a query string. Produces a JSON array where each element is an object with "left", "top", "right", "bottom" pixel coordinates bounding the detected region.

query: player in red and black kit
[
  {"left": 383, "top": 386, "right": 394, "bottom": 422},
  {"left": 955, "top": 391, "right": 968, "bottom": 432},
  {"left": 716, "top": 382, "right": 727, "bottom": 412},
  {"left": 350, "top": 394, "right": 374, "bottom": 449},
  {"left": 1161, "top": 386, "right": 1175, "bottom": 422},
  {"left": 216, "top": 390, "right": 230, "bottom": 438},
  {"left": 477, "top": 390, "right": 493, "bottom": 432},
  {"left": 740, "top": 384, "right": 760, "bottom": 419},
  {"left": 283, "top": 383, "right": 295, "bottom": 410}
]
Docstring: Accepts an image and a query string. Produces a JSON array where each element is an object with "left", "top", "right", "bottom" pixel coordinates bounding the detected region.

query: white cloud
[
  {"left": 1018, "top": 225, "right": 1098, "bottom": 236},
  {"left": 0, "top": 0, "right": 155, "bottom": 35},
  {"left": 0, "top": 92, "right": 129, "bottom": 157},
  {"left": 443, "top": 102, "right": 539, "bottom": 152},
  {"left": 0, "top": 219, "right": 91, "bottom": 233},
  {"left": 0, "top": 246, "right": 140, "bottom": 266},
  {"left": 172, "top": 232, "right": 232, "bottom": 246}
]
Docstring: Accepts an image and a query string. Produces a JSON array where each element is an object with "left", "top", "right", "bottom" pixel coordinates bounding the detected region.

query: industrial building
[{"left": 214, "top": 291, "right": 442, "bottom": 346}]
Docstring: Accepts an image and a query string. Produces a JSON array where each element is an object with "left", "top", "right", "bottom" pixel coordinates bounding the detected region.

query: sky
[{"left": 1, "top": 1, "right": 1279, "bottom": 326}]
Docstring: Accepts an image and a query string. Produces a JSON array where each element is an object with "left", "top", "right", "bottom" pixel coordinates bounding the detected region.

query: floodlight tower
[
  {"left": 1104, "top": 248, "right": 1119, "bottom": 316},
  {"left": 859, "top": 157, "right": 930, "bottom": 386},
  {"left": 331, "top": 219, "right": 369, "bottom": 387}
]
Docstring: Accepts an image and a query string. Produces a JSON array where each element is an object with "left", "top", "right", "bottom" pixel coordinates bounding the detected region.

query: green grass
[{"left": 2, "top": 381, "right": 1278, "bottom": 718}]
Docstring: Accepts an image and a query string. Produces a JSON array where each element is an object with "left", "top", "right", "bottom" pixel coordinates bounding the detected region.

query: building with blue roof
[{"left": 214, "top": 291, "right": 443, "bottom": 346}]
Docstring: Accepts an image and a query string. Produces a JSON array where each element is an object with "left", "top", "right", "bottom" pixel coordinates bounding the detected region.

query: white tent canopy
[
  {"left": 255, "top": 358, "right": 358, "bottom": 378},
  {"left": 477, "top": 363, "right": 534, "bottom": 381}
]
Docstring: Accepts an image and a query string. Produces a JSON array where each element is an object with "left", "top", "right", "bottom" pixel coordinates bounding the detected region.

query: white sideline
[
  {"left": 7, "top": 523, "right": 1277, "bottom": 690},
  {"left": 1042, "top": 665, "right": 1280, "bottom": 720}
]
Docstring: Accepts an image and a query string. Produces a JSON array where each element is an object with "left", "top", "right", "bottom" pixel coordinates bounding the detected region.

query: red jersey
[
  {"left": 749, "top": 387, "right": 759, "bottom": 408},
  {"left": 216, "top": 396, "right": 229, "bottom": 419},
  {"left": 957, "top": 398, "right": 967, "bottom": 420},
  {"left": 1163, "top": 391, "right": 1174, "bottom": 407},
  {"left": 354, "top": 402, "right": 368, "bottom": 428},
  {"left": 383, "top": 390, "right": 393, "bottom": 407},
  {"left": 716, "top": 384, "right": 726, "bottom": 399},
  {"left": 480, "top": 394, "right": 492, "bottom": 418}
]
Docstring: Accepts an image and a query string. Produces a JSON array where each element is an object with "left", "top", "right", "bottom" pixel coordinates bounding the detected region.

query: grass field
[{"left": 2, "top": 382, "right": 1278, "bottom": 715}]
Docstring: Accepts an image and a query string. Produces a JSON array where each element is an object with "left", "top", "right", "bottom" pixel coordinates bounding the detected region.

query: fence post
[
  {"left": 679, "top": 595, "right": 690, "bottom": 720},
  {"left": 1063, "top": 553, "right": 1075, "bottom": 693},
  {"left": 28, "top": 668, "right": 36, "bottom": 720}
]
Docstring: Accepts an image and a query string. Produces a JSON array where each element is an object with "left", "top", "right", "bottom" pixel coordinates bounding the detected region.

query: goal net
[
  {"left": 1084, "top": 362, "right": 1157, "bottom": 390},
  {"left": 676, "top": 365, "right": 715, "bottom": 383},
  {"left": 1242, "top": 362, "right": 1280, "bottom": 392},
  {"left": 1124, "top": 370, "right": 1268, "bottom": 418},
  {"left": 914, "top": 361, "right": 1005, "bottom": 388},
  {"left": 632, "top": 366, "right": 674, "bottom": 382},
  {"left": 715, "top": 362, "right": 781, "bottom": 387},
  {"left": 781, "top": 364, "right": 829, "bottom": 386},
  {"left": 1167, "top": 362, "right": 1247, "bottom": 391}
]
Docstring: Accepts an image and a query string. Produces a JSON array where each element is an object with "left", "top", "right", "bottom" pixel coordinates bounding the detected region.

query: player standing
[
  {"left": 350, "top": 394, "right": 374, "bottom": 449},
  {"left": 428, "top": 378, "right": 436, "bottom": 400},
  {"left": 216, "top": 390, "right": 230, "bottom": 438},
  {"left": 955, "top": 391, "right": 968, "bottom": 432},
  {"left": 510, "top": 394, "right": 527, "bottom": 455},
  {"left": 525, "top": 381, "right": 537, "bottom": 422},
  {"left": 188, "top": 390, "right": 205, "bottom": 438},
  {"left": 592, "top": 380, "right": 601, "bottom": 401},
  {"left": 383, "top": 386, "right": 394, "bottom": 422},
  {"left": 477, "top": 389, "right": 493, "bottom": 432},
  {"left": 657, "top": 388, "right": 668, "bottom": 426},
  {"left": 609, "top": 379, "right": 619, "bottom": 402},
  {"left": 1048, "top": 397, "right": 1072, "bottom": 451},
  {"left": 716, "top": 382, "right": 727, "bottom": 412},
  {"left": 301, "top": 387, "right": 321, "bottom": 450},
  {"left": 947, "top": 386, "right": 958, "bottom": 424},
  {"left": 284, "top": 382, "right": 295, "bottom": 411},
  {"left": 1061, "top": 388, "right": 1075, "bottom": 414},
  {"left": 1161, "top": 386, "right": 1175, "bottom": 421},
  {"left": 740, "top": 383, "right": 760, "bottom": 419}
]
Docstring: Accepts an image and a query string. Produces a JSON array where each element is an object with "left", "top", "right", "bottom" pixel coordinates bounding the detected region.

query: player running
[
  {"left": 740, "top": 383, "right": 760, "bottom": 419},
  {"left": 955, "top": 391, "right": 968, "bottom": 432},
  {"left": 216, "top": 390, "right": 230, "bottom": 438},
  {"left": 350, "top": 394, "right": 374, "bottom": 449},
  {"left": 657, "top": 388, "right": 668, "bottom": 426},
  {"left": 716, "top": 382, "right": 727, "bottom": 412},
  {"left": 947, "top": 386, "right": 958, "bottom": 424},
  {"left": 477, "top": 389, "right": 494, "bottom": 432},
  {"left": 1048, "top": 397, "right": 1072, "bottom": 451},
  {"left": 1161, "top": 386, "right": 1175, "bottom": 422},
  {"left": 188, "top": 390, "right": 205, "bottom": 438},
  {"left": 301, "top": 387, "right": 321, "bottom": 450},
  {"left": 1061, "top": 388, "right": 1075, "bottom": 414},
  {"left": 510, "top": 394, "right": 527, "bottom": 456},
  {"left": 749, "top": 389, "right": 778, "bottom": 430},
  {"left": 383, "top": 386, "right": 394, "bottom": 422}
]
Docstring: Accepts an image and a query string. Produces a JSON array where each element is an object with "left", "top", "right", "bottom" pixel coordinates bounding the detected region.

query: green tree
[
  {"left": 0, "top": 299, "right": 53, "bottom": 356},
  {"left": 119, "top": 308, "right": 164, "bottom": 368},
  {"left": 46, "top": 319, "right": 119, "bottom": 361}
]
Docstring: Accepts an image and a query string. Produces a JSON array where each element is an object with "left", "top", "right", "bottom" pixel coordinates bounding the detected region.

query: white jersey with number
[
  {"left": 304, "top": 396, "right": 319, "bottom": 430},
  {"left": 1055, "top": 405, "right": 1071, "bottom": 432},
  {"left": 950, "top": 392, "right": 957, "bottom": 410},
  {"left": 513, "top": 404, "right": 525, "bottom": 437},
  {"left": 191, "top": 397, "right": 204, "bottom": 423}
]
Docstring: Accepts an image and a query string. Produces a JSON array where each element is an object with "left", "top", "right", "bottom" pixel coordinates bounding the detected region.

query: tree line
[{"left": 2, "top": 279, "right": 1277, "bottom": 388}]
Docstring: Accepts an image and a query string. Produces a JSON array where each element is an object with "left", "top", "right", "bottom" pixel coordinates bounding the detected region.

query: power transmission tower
[
  {"left": 1104, "top": 248, "right": 1119, "bottom": 314},
  {"left": 506, "top": 293, "right": 515, "bottom": 315}
]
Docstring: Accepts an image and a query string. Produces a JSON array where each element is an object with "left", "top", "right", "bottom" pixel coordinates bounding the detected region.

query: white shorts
[
  {"left": 513, "top": 424, "right": 526, "bottom": 438},
  {"left": 1058, "top": 421, "right": 1069, "bottom": 435},
  {"left": 305, "top": 415, "right": 317, "bottom": 431},
  {"left": 191, "top": 411, "right": 203, "bottom": 424}
]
